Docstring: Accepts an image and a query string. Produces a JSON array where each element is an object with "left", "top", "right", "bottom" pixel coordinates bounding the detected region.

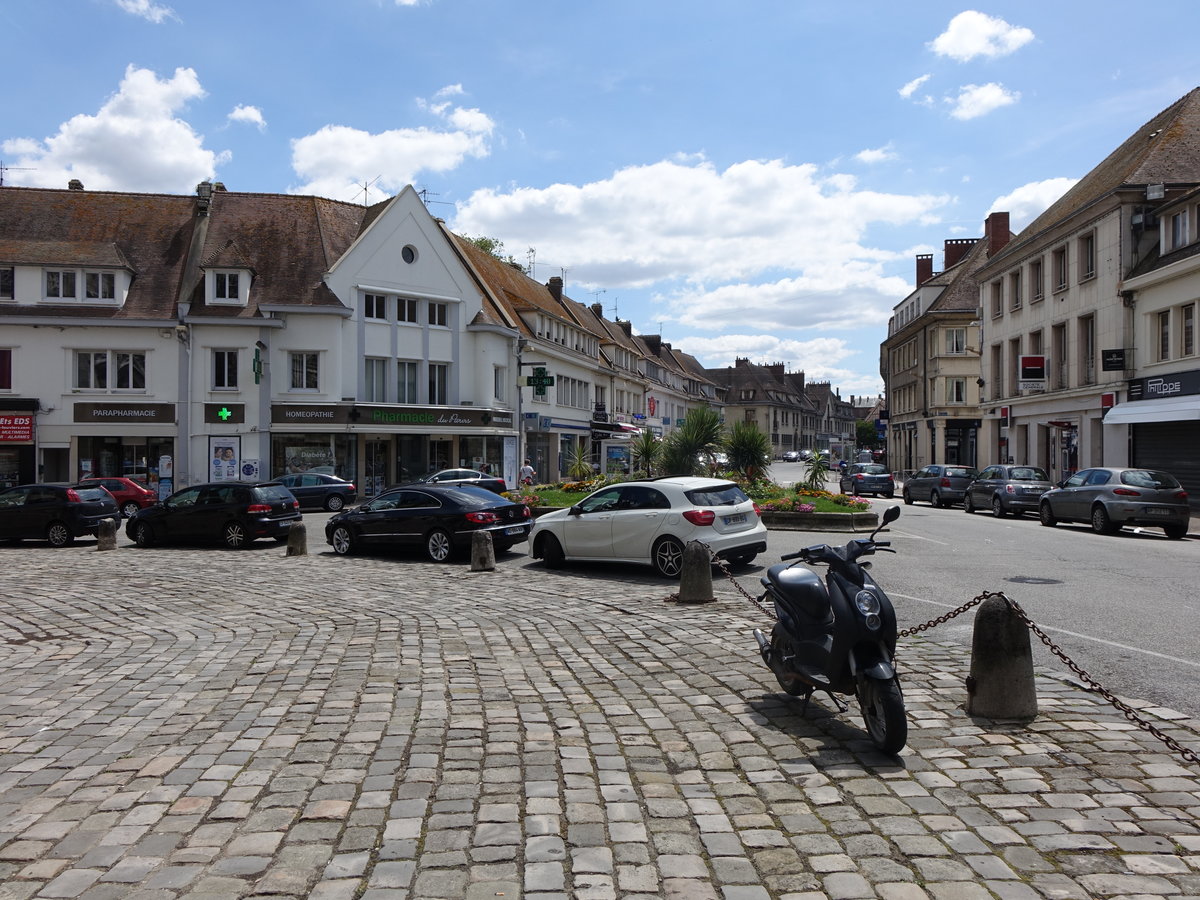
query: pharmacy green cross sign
[{"left": 525, "top": 366, "right": 555, "bottom": 397}]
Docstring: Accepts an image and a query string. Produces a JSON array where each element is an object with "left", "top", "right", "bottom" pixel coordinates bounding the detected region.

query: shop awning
[{"left": 1103, "top": 395, "right": 1200, "bottom": 425}]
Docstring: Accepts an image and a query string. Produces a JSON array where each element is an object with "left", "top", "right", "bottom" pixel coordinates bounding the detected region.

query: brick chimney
[
  {"left": 547, "top": 276, "right": 563, "bottom": 302},
  {"left": 67, "top": 179, "right": 84, "bottom": 191},
  {"left": 766, "top": 362, "right": 785, "bottom": 379},
  {"left": 590, "top": 302, "right": 603, "bottom": 317},
  {"left": 944, "top": 238, "right": 975, "bottom": 270},
  {"left": 916, "top": 253, "right": 933, "bottom": 285},
  {"left": 985, "top": 211, "right": 1011, "bottom": 258}
]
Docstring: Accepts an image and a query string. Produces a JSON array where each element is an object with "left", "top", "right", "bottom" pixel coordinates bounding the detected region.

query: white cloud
[
  {"left": 990, "top": 177, "right": 1079, "bottom": 231},
  {"left": 1, "top": 65, "right": 224, "bottom": 192},
  {"left": 114, "top": 0, "right": 176, "bottom": 23},
  {"left": 453, "top": 156, "right": 947, "bottom": 346},
  {"left": 228, "top": 104, "right": 266, "bottom": 131},
  {"left": 434, "top": 84, "right": 464, "bottom": 98},
  {"left": 930, "top": 10, "right": 1033, "bottom": 62},
  {"left": 855, "top": 143, "right": 897, "bottom": 164},
  {"left": 948, "top": 83, "right": 1019, "bottom": 120},
  {"left": 898, "top": 75, "right": 930, "bottom": 99},
  {"left": 289, "top": 93, "right": 494, "bottom": 201}
]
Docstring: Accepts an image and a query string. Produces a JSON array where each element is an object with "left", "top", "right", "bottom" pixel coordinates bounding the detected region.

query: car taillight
[
  {"left": 247, "top": 503, "right": 272, "bottom": 513},
  {"left": 683, "top": 509, "right": 716, "bottom": 526},
  {"left": 855, "top": 473, "right": 865, "bottom": 480},
  {"left": 940, "top": 477, "right": 951, "bottom": 487},
  {"left": 466, "top": 511, "right": 500, "bottom": 525},
  {"left": 1112, "top": 488, "right": 1140, "bottom": 496},
  {"left": 1005, "top": 484, "right": 1017, "bottom": 494},
  {"left": 753, "top": 502, "right": 761, "bottom": 517},
  {"left": 1176, "top": 490, "right": 1189, "bottom": 502},
  {"left": 522, "top": 505, "right": 532, "bottom": 519},
  {"left": 65, "top": 488, "right": 81, "bottom": 502},
  {"left": 346, "top": 483, "right": 356, "bottom": 492}
]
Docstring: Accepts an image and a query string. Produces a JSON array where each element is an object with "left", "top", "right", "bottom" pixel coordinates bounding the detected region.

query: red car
[{"left": 79, "top": 476, "right": 158, "bottom": 518}]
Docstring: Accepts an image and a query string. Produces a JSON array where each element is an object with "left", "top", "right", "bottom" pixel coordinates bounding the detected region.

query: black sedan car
[
  {"left": 0, "top": 482, "right": 118, "bottom": 546},
  {"left": 126, "top": 481, "right": 301, "bottom": 549},
  {"left": 415, "top": 468, "right": 508, "bottom": 494},
  {"left": 274, "top": 472, "right": 357, "bottom": 511},
  {"left": 325, "top": 484, "right": 532, "bottom": 561}
]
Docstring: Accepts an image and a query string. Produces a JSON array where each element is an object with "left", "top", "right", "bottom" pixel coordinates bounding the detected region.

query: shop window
[{"left": 0, "top": 348, "right": 10, "bottom": 390}]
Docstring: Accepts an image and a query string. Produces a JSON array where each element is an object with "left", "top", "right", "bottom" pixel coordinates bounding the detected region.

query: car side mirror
[{"left": 569, "top": 504, "right": 583, "bottom": 516}]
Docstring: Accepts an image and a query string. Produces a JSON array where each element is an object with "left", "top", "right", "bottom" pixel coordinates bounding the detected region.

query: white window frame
[
  {"left": 213, "top": 349, "right": 238, "bottom": 391},
  {"left": 364, "top": 293, "right": 387, "bottom": 320},
  {"left": 46, "top": 269, "right": 78, "bottom": 300},
  {"left": 1078, "top": 232, "right": 1096, "bottom": 281},
  {"left": 290, "top": 351, "right": 320, "bottom": 392},
  {"left": 493, "top": 365, "right": 506, "bottom": 402},
  {"left": 1030, "top": 258, "right": 1044, "bottom": 302},
  {"left": 74, "top": 350, "right": 146, "bottom": 392},
  {"left": 1183, "top": 303, "right": 1196, "bottom": 358},
  {"left": 429, "top": 363, "right": 448, "bottom": 404},
  {"left": 365, "top": 357, "right": 387, "bottom": 402},
  {"left": 1171, "top": 211, "right": 1190, "bottom": 250},
  {"left": 85, "top": 270, "right": 116, "bottom": 301},
  {"left": 398, "top": 297, "right": 418, "bottom": 323},
  {"left": 945, "top": 328, "right": 966, "bottom": 355},
  {"left": 429, "top": 302, "right": 448, "bottom": 327},
  {"left": 210, "top": 270, "right": 246, "bottom": 306},
  {"left": 397, "top": 361, "right": 418, "bottom": 404}
]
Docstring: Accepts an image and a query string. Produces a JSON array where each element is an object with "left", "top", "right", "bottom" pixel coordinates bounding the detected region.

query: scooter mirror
[{"left": 882, "top": 505, "right": 901, "bottom": 525}]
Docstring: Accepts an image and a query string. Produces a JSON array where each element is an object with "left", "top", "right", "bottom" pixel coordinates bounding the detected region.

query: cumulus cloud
[
  {"left": 114, "top": 0, "right": 176, "bottom": 22},
  {"left": 930, "top": 10, "right": 1033, "bottom": 61},
  {"left": 855, "top": 143, "right": 897, "bottom": 164},
  {"left": 1, "top": 65, "right": 224, "bottom": 192},
  {"left": 228, "top": 104, "right": 266, "bottom": 131},
  {"left": 990, "top": 177, "right": 1079, "bottom": 231},
  {"left": 898, "top": 75, "right": 931, "bottom": 99},
  {"left": 948, "top": 83, "right": 1019, "bottom": 120},
  {"left": 289, "top": 88, "right": 494, "bottom": 201}
]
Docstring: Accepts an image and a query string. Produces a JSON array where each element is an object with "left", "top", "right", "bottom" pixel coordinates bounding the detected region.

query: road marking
[
  {"left": 891, "top": 591, "right": 1200, "bottom": 669},
  {"left": 885, "top": 529, "right": 951, "bottom": 546}
]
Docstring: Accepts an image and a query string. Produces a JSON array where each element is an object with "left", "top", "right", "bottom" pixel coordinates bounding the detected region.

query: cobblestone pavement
[{"left": 2, "top": 536, "right": 1200, "bottom": 900}]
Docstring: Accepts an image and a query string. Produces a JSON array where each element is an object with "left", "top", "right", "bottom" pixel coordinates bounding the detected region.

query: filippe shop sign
[
  {"left": 271, "top": 404, "right": 514, "bottom": 429},
  {"left": 1128, "top": 368, "right": 1200, "bottom": 400}
]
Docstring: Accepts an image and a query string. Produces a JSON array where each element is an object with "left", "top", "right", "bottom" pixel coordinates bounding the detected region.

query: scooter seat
[{"left": 763, "top": 564, "right": 833, "bottom": 622}]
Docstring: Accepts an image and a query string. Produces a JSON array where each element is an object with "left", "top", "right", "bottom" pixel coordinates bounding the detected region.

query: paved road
[{"left": 2, "top": 530, "right": 1200, "bottom": 899}]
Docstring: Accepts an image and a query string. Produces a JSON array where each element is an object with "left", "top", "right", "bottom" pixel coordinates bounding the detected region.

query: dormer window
[
  {"left": 43, "top": 268, "right": 122, "bottom": 305},
  {"left": 208, "top": 269, "right": 248, "bottom": 306}
]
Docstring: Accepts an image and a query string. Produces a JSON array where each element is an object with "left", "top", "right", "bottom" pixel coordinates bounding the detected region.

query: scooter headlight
[{"left": 855, "top": 590, "right": 881, "bottom": 616}]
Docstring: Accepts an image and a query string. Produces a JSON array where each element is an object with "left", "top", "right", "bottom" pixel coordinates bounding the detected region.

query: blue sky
[{"left": 4, "top": 1, "right": 1199, "bottom": 398}]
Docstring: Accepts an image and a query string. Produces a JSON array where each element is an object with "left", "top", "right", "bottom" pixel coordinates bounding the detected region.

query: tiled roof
[{"left": 991, "top": 87, "right": 1200, "bottom": 265}]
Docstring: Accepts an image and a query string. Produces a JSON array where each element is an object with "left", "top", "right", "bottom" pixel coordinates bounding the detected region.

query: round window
[{"left": 401, "top": 245, "right": 417, "bottom": 264}]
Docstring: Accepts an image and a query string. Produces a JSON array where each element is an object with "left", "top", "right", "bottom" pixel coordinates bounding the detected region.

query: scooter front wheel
[{"left": 857, "top": 675, "right": 907, "bottom": 754}]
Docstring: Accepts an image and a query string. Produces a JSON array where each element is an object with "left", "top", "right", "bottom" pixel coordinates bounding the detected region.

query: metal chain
[{"left": 706, "top": 552, "right": 1200, "bottom": 765}]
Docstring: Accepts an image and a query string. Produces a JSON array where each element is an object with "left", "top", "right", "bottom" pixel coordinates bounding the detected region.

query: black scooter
[{"left": 753, "top": 505, "right": 906, "bottom": 753}]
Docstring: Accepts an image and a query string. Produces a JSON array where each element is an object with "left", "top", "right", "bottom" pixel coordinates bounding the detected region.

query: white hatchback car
[{"left": 530, "top": 476, "right": 768, "bottom": 577}]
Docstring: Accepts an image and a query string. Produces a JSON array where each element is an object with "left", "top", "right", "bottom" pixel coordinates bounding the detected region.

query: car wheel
[
  {"left": 884, "top": 491, "right": 894, "bottom": 499},
  {"left": 324, "top": 494, "right": 345, "bottom": 512},
  {"left": 121, "top": 501, "right": 141, "bottom": 518},
  {"left": 1038, "top": 502, "right": 1057, "bottom": 527},
  {"left": 1090, "top": 504, "right": 1116, "bottom": 535},
  {"left": 133, "top": 522, "right": 154, "bottom": 547},
  {"left": 330, "top": 525, "right": 356, "bottom": 555},
  {"left": 425, "top": 528, "right": 453, "bottom": 562},
  {"left": 838, "top": 481, "right": 846, "bottom": 495},
  {"left": 46, "top": 521, "right": 74, "bottom": 547},
  {"left": 902, "top": 489, "right": 913, "bottom": 505},
  {"left": 963, "top": 493, "right": 975, "bottom": 514},
  {"left": 931, "top": 490, "right": 943, "bottom": 508},
  {"left": 1164, "top": 524, "right": 1187, "bottom": 540},
  {"left": 539, "top": 534, "right": 565, "bottom": 569},
  {"left": 991, "top": 497, "right": 1006, "bottom": 518},
  {"left": 222, "top": 520, "right": 250, "bottom": 549},
  {"left": 652, "top": 536, "right": 685, "bottom": 578}
]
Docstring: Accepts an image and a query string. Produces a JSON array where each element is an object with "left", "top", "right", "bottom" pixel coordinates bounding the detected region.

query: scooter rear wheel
[
  {"left": 857, "top": 675, "right": 907, "bottom": 754},
  {"left": 771, "top": 628, "right": 808, "bottom": 696}
]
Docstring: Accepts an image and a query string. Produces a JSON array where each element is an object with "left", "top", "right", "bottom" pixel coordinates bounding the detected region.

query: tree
[
  {"left": 564, "top": 441, "right": 594, "bottom": 480},
  {"left": 802, "top": 451, "right": 831, "bottom": 490},
  {"left": 462, "top": 235, "right": 526, "bottom": 272},
  {"left": 856, "top": 419, "right": 881, "bottom": 450},
  {"left": 660, "top": 407, "right": 723, "bottom": 476},
  {"left": 630, "top": 429, "right": 662, "bottom": 477},
  {"left": 724, "top": 421, "right": 772, "bottom": 481}
]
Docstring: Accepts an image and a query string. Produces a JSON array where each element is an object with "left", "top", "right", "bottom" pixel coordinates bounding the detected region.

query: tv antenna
[
  {"left": 0, "top": 161, "right": 35, "bottom": 186},
  {"left": 352, "top": 174, "right": 382, "bottom": 206},
  {"left": 526, "top": 247, "right": 536, "bottom": 278},
  {"left": 417, "top": 188, "right": 453, "bottom": 208},
  {"left": 589, "top": 288, "right": 606, "bottom": 308}
]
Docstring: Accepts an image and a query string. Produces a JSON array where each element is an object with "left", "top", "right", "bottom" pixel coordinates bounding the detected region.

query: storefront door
[{"left": 365, "top": 440, "right": 388, "bottom": 497}]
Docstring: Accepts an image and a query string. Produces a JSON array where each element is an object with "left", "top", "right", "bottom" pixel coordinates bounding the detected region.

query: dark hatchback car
[
  {"left": 78, "top": 475, "right": 158, "bottom": 518},
  {"left": 325, "top": 484, "right": 532, "bottom": 562},
  {"left": 838, "top": 463, "right": 895, "bottom": 498},
  {"left": 902, "top": 464, "right": 979, "bottom": 508},
  {"left": 964, "top": 464, "right": 1053, "bottom": 517},
  {"left": 1038, "top": 467, "right": 1190, "bottom": 539},
  {"left": 126, "top": 481, "right": 301, "bottom": 549},
  {"left": 0, "top": 482, "right": 118, "bottom": 546},
  {"left": 274, "top": 472, "right": 358, "bottom": 511}
]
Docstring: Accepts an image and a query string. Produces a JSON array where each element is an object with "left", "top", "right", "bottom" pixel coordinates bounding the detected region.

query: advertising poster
[{"left": 209, "top": 436, "right": 240, "bottom": 482}]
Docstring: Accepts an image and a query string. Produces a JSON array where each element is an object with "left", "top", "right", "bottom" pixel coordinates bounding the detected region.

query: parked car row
[{"left": 898, "top": 463, "right": 1191, "bottom": 540}]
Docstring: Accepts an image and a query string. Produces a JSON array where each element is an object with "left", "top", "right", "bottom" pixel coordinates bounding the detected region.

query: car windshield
[
  {"left": 1010, "top": 467, "right": 1049, "bottom": 481},
  {"left": 256, "top": 485, "right": 296, "bottom": 502},
  {"left": 945, "top": 467, "right": 977, "bottom": 478},
  {"left": 1121, "top": 470, "right": 1181, "bottom": 489},
  {"left": 857, "top": 465, "right": 887, "bottom": 475},
  {"left": 443, "top": 484, "right": 507, "bottom": 506},
  {"left": 684, "top": 483, "right": 748, "bottom": 507},
  {"left": 72, "top": 486, "right": 112, "bottom": 501}
]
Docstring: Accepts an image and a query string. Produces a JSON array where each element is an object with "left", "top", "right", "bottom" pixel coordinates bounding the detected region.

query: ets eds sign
[
  {"left": 0, "top": 415, "right": 34, "bottom": 442},
  {"left": 1018, "top": 354, "right": 1047, "bottom": 391}
]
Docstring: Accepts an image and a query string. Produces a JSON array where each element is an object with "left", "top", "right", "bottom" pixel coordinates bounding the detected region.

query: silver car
[
  {"left": 1038, "top": 467, "right": 1190, "bottom": 539},
  {"left": 964, "top": 464, "right": 1053, "bottom": 518},
  {"left": 902, "top": 464, "right": 978, "bottom": 508}
]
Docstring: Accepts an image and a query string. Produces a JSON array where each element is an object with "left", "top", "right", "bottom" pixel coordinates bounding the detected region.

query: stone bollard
[
  {"left": 470, "top": 531, "right": 495, "bottom": 571},
  {"left": 965, "top": 594, "right": 1038, "bottom": 720},
  {"left": 676, "top": 540, "right": 714, "bottom": 603},
  {"left": 97, "top": 517, "right": 118, "bottom": 551},
  {"left": 285, "top": 522, "right": 308, "bottom": 557}
]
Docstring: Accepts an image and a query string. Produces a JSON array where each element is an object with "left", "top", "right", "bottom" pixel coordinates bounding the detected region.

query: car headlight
[{"left": 854, "top": 590, "right": 880, "bottom": 616}]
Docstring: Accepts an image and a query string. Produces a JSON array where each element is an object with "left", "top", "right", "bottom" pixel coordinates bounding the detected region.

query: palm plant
[
  {"left": 660, "top": 407, "right": 723, "bottom": 476},
  {"left": 629, "top": 428, "right": 662, "bottom": 476},
  {"left": 725, "top": 420, "right": 772, "bottom": 481},
  {"left": 565, "top": 441, "right": 595, "bottom": 480},
  {"left": 802, "top": 450, "right": 831, "bottom": 490}
]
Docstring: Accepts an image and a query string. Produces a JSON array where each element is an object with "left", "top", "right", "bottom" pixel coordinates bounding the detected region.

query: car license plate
[
  {"left": 1145, "top": 507, "right": 1171, "bottom": 516},
  {"left": 504, "top": 526, "right": 526, "bottom": 535},
  {"left": 723, "top": 513, "right": 746, "bottom": 525}
]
